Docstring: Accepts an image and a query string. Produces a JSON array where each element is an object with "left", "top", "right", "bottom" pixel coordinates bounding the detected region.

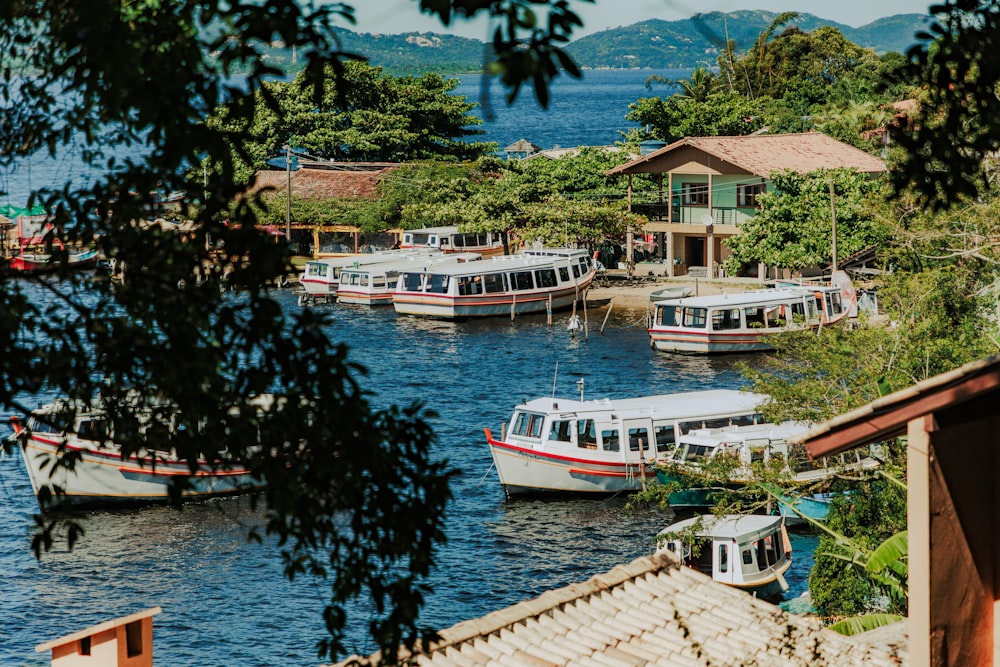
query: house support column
[
  {"left": 626, "top": 175, "right": 634, "bottom": 273},
  {"left": 666, "top": 232, "right": 675, "bottom": 278},
  {"left": 706, "top": 173, "right": 715, "bottom": 275}
]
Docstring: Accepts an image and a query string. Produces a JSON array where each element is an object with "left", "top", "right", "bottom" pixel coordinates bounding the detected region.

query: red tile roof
[
  {"left": 248, "top": 163, "right": 400, "bottom": 200},
  {"left": 606, "top": 132, "right": 886, "bottom": 177}
]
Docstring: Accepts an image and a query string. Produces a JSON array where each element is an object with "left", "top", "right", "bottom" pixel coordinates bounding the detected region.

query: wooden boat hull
[
  {"left": 16, "top": 433, "right": 259, "bottom": 509},
  {"left": 9, "top": 249, "right": 99, "bottom": 274}
]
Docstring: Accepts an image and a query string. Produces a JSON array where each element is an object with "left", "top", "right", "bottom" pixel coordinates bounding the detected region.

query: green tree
[
  {"left": 0, "top": 1, "right": 596, "bottom": 661},
  {"left": 723, "top": 169, "right": 890, "bottom": 275},
  {"left": 626, "top": 92, "right": 770, "bottom": 143},
  {"left": 206, "top": 60, "right": 495, "bottom": 182}
]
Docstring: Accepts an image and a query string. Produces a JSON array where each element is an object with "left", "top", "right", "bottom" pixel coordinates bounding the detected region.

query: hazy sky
[{"left": 351, "top": 1, "right": 935, "bottom": 40}]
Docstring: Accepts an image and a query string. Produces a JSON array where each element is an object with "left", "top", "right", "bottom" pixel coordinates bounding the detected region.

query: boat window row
[
  {"left": 449, "top": 232, "right": 496, "bottom": 248},
  {"left": 657, "top": 302, "right": 816, "bottom": 330},
  {"left": 340, "top": 270, "right": 397, "bottom": 288},
  {"left": 402, "top": 266, "right": 571, "bottom": 295},
  {"left": 513, "top": 412, "right": 763, "bottom": 453},
  {"left": 743, "top": 531, "right": 783, "bottom": 575}
]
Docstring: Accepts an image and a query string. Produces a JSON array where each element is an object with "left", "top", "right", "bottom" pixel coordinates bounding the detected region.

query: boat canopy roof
[
  {"left": 652, "top": 288, "right": 821, "bottom": 308},
  {"left": 400, "top": 249, "right": 586, "bottom": 278},
  {"left": 338, "top": 253, "right": 481, "bottom": 276},
  {"left": 516, "top": 389, "right": 765, "bottom": 420},
  {"left": 659, "top": 514, "right": 784, "bottom": 543},
  {"left": 677, "top": 421, "right": 811, "bottom": 447},
  {"left": 403, "top": 225, "right": 460, "bottom": 236},
  {"left": 307, "top": 249, "right": 441, "bottom": 269}
]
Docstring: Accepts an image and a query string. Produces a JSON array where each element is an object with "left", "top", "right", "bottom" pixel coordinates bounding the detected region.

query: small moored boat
[
  {"left": 335, "top": 252, "right": 481, "bottom": 306},
  {"left": 484, "top": 389, "right": 767, "bottom": 497},
  {"left": 399, "top": 225, "right": 504, "bottom": 257},
  {"left": 297, "top": 249, "right": 440, "bottom": 305},
  {"left": 657, "top": 514, "right": 792, "bottom": 600},
  {"left": 7, "top": 398, "right": 262, "bottom": 509},
  {"left": 648, "top": 270, "right": 857, "bottom": 354},
  {"left": 392, "top": 248, "right": 596, "bottom": 319},
  {"left": 9, "top": 248, "right": 99, "bottom": 273}
]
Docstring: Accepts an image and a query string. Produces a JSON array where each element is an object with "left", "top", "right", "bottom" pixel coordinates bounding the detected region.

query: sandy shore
[{"left": 586, "top": 272, "right": 767, "bottom": 313}]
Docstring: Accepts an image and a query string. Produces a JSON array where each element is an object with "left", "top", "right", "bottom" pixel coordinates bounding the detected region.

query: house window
[
  {"left": 681, "top": 182, "right": 709, "bottom": 206},
  {"left": 737, "top": 183, "right": 766, "bottom": 207}
]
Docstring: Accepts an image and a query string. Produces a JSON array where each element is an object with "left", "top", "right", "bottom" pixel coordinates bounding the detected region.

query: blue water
[
  {"left": 0, "top": 69, "right": 821, "bottom": 666},
  {"left": 0, "top": 290, "right": 817, "bottom": 666}
]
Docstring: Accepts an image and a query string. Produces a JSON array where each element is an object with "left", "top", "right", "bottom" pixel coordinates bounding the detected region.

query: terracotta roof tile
[
  {"left": 606, "top": 132, "right": 886, "bottom": 177},
  {"left": 331, "top": 552, "right": 907, "bottom": 666},
  {"left": 247, "top": 163, "right": 400, "bottom": 201}
]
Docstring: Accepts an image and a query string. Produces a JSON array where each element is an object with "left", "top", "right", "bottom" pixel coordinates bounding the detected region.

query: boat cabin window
[
  {"left": 559, "top": 267, "right": 570, "bottom": 282},
  {"left": 654, "top": 424, "right": 675, "bottom": 452},
  {"left": 765, "top": 305, "right": 786, "bottom": 327},
  {"left": 571, "top": 263, "right": 581, "bottom": 279},
  {"left": 744, "top": 306, "right": 766, "bottom": 328},
  {"left": 741, "top": 548, "right": 754, "bottom": 570},
  {"left": 729, "top": 414, "right": 758, "bottom": 427},
  {"left": 403, "top": 272, "right": 423, "bottom": 291},
  {"left": 306, "top": 263, "right": 329, "bottom": 278},
  {"left": 512, "top": 412, "right": 545, "bottom": 439},
  {"left": 757, "top": 534, "right": 779, "bottom": 569},
  {"left": 77, "top": 418, "right": 107, "bottom": 441},
  {"left": 600, "top": 428, "right": 620, "bottom": 452},
  {"left": 677, "top": 444, "right": 713, "bottom": 463},
  {"left": 577, "top": 419, "right": 597, "bottom": 448},
  {"left": 512, "top": 271, "right": 535, "bottom": 291},
  {"left": 457, "top": 276, "right": 483, "bottom": 296},
  {"left": 373, "top": 276, "right": 387, "bottom": 288},
  {"left": 535, "top": 268, "right": 557, "bottom": 288},
  {"left": 718, "top": 544, "right": 729, "bottom": 573},
  {"left": 427, "top": 274, "right": 450, "bottom": 294},
  {"left": 749, "top": 446, "right": 768, "bottom": 464},
  {"left": 657, "top": 305, "right": 680, "bottom": 327},
  {"left": 483, "top": 273, "right": 507, "bottom": 293},
  {"left": 826, "top": 291, "right": 844, "bottom": 316},
  {"left": 711, "top": 308, "right": 742, "bottom": 331},
  {"left": 682, "top": 307, "right": 707, "bottom": 328},
  {"left": 577, "top": 257, "right": 591, "bottom": 274},
  {"left": 790, "top": 301, "right": 808, "bottom": 321},
  {"left": 549, "top": 419, "right": 572, "bottom": 444},
  {"left": 411, "top": 233, "right": 434, "bottom": 247},
  {"left": 628, "top": 427, "right": 649, "bottom": 452}
]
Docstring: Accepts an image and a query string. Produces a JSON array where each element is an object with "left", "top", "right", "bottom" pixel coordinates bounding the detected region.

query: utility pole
[
  {"left": 285, "top": 144, "right": 292, "bottom": 240},
  {"left": 829, "top": 179, "right": 837, "bottom": 273}
]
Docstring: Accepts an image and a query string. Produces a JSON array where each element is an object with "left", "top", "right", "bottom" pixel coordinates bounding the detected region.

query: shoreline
[{"left": 586, "top": 271, "right": 767, "bottom": 313}]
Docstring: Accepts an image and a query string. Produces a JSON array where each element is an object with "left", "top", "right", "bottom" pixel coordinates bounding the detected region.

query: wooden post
[
  {"left": 583, "top": 290, "right": 589, "bottom": 339},
  {"left": 547, "top": 293, "right": 553, "bottom": 328},
  {"left": 511, "top": 293, "right": 516, "bottom": 321},
  {"left": 601, "top": 300, "right": 614, "bottom": 334}
]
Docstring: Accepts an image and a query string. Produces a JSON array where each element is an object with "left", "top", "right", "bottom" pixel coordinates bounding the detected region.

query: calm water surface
[{"left": 0, "top": 288, "right": 816, "bottom": 666}]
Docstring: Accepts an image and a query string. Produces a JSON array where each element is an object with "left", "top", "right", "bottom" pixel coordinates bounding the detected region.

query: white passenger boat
[
  {"left": 483, "top": 389, "right": 766, "bottom": 497},
  {"left": 657, "top": 514, "right": 792, "bottom": 600},
  {"left": 399, "top": 225, "right": 504, "bottom": 257},
  {"left": 298, "top": 249, "right": 440, "bottom": 304},
  {"left": 8, "top": 399, "right": 261, "bottom": 509},
  {"left": 648, "top": 270, "right": 857, "bottom": 354},
  {"left": 335, "top": 252, "right": 481, "bottom": 306},
  {"left": 658, "top": 421, "right": 878, "bottom": 509},
  {"left": 391, "top": 248, "right": 597, "bottom": 319}
]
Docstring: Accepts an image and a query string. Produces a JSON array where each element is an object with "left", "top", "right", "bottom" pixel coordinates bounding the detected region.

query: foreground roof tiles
[
  {"left": 606, "top": 132, "right": 887, "bottom": 177},
  {"left": 333, "top": 553, "right": 905, "bottom": 666}
]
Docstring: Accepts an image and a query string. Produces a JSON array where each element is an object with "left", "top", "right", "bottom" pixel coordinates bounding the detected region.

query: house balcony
[{"left": 630, "top": 198, "right": 755, "bottom": 226}]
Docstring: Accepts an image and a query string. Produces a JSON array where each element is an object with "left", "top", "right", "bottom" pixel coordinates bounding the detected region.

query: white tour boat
[
  {"left": 484, "top": 389, "right": 767, "bottom": 497},
  {"left": 391, "top": 248, "right": 597, "bottom": 319},
  {"left": 399, "top": 225, "right": 504, "bottom": 257},
  {"left": 657, "top": 514, "right": 792, "bottom": 600},
  {"left": 658, "top": 420, "right": 879, "bottom": 509},
  {"left": 648, "top": 270, "right": 857, "bottom": 354},
  {"left": 335, "top": 252, "right": 481, "bottom": 306},
  {"left": 8, "top": 399, "right": 261, "bottom": 509},
  {"left": 298, "top": 249, "right": 440, "bottom": 305}
]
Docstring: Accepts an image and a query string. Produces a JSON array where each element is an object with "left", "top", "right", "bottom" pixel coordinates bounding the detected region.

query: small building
[
  {"left": 793, "top": 353, "right": 1000, "bottom": 667},
  {"left": 332, "top": 552, "right": 904, "bottom": 666},
  {"left": 503, "top": 138, "right": 541, "bottom": 160},
  {"left": 36, "top": 607, "right": 162, "bottom": 667},
  {"left": 605, "top": 132, "right": 886, "bottom": 277}
]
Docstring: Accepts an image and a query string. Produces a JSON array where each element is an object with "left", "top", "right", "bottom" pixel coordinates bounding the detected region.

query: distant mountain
[
  {"left": 564, "top": 11, "right": 933, "bottom": 70},
  {"left": 263, "top": 11, "right": 932, "bottom": 74}
]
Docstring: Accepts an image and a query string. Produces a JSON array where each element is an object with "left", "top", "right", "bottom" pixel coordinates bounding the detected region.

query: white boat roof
[
  {"left": 516, "top": 389, "right": 764, "bottom": 419},
  {"left": 403, "top": 249, "right": 587, "bottom": 277},
  {"left": 652, "top": 288, "right": 819, "bottom": 308},
  {"left": 658, "top": 514, "right": 783, "bottom": 541},
  {"left": 337, "top": 253, "right": 481, "bottom": 275},
  {"left": 307, "top": 249, "right": 442, "bottom": 268},
  {"left": 678, "top": 420, "right": 812, "bottom": 446},
  {"left": 402, "top": 225, "right": 460, "bottom": 235}
]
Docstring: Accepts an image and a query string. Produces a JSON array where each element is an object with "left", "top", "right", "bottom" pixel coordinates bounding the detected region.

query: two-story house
[{"left": 605, "top": 132, "right": 886, "bottom": 277}]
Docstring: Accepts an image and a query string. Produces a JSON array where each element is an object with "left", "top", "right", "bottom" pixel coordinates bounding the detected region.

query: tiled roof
[
  {"left": 504, "top": 138, "right": 542, "bottom": 153},
  {"left": 606, "top": 132, "right": 886, "bottom": 177},
  {"left": 332, "top": 552, "right": 906, "bottom": 666},
  {"left": 248, "top": 163, "right": 399, "bottom": 200}
]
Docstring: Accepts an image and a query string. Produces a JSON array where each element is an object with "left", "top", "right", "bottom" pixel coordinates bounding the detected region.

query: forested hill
[{"left": 315, "top": 10, "right": 931, "bottom": 74}]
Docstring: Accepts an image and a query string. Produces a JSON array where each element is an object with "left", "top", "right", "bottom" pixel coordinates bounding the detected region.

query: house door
[{"left": 685, "top": 236, "right": 705, "bottom": 266}]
